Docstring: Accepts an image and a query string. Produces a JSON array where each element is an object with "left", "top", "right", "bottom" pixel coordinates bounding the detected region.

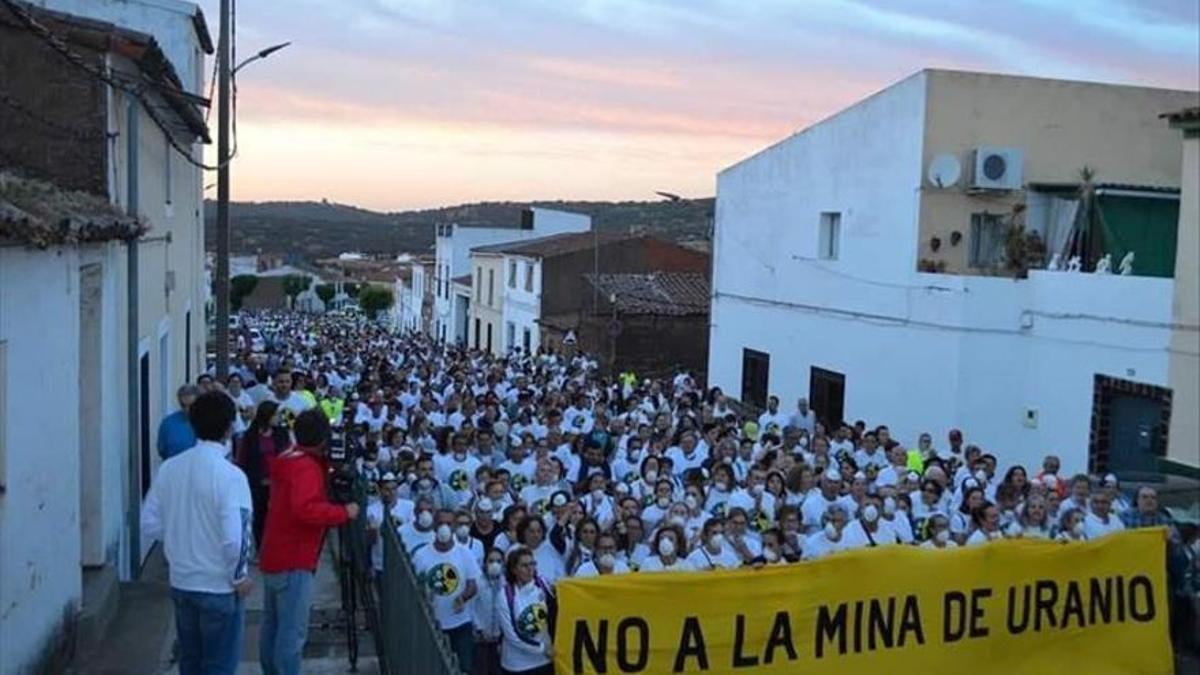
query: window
[
  {"left": 474, "top": 318, "right": 481, "bottom": 349},
  {"left": 523, "top": 327, "right": 532, "bottom": 353},
  {"left": 525, "top": 262, "right": 534, "bottom": 292},
  {"left": 508, "top": 260, "right": 517, "bottom": 288},
  {"left": 819, "top": 212, "right": 840, "bottom": 260},
  {"left": 475, "top": 267, "right": 482, "bottom": 302},
  {"left": 486, "top": 323, "right": 493, "bottom": 353},
  {"left": 741, "top": 348, "right": 770, "bottom": 410},
  {"left": 506, "top": 322, "right": 516, "bottom": 351},
  {"left": 487, "top": 269, "right": 495, "bottom": 306},
  {"left": 969, "top": 212, "right": 1005, "bottom": 268}
]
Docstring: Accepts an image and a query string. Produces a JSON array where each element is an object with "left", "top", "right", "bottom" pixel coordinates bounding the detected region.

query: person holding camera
[{"left": 258, "top": 408, "right": 360, "bottom": 675}]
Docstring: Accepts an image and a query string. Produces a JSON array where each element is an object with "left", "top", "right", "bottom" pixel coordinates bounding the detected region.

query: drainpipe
[{"left": 125, "top": 94, "right": 141, "bottom": 579}]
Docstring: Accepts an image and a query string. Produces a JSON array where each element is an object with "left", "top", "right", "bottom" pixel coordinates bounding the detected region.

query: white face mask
[
  {"left": 709, "top": 533, "right": 725, "bottom": 550},
  {"left": 934, "top": 529, "right": 951, "bottom": 544},
  {"left": 629, "top": 449, "right": 642, "bottom": 462},
  {"left": 750, "top": 484, "right": 764, "bottom": 497},
  {"left": 1071, "top": 522, "right": 1084, "bottom": 537},
  {"left": 669, "top": 515, "right": 687, "bottom": 527},
  {"left": 486, "top": 561, "right": 503, "bottom": 578},
  {"left": 975, "top": 469, "right": 988, "bottom": 484},
  {"left": 645, "top": 470, "right": 659, "bottom": 482},
  {"left": 684, "top": 494, "right": 699, "bottom": 511},
  {"left": 763, "top": 548, "right": 780, "bottom": 562},
  {"left": 657, "top": 537, "right": 676, "bottom": 557},
  {"left": 435, "top": 524, "right": 453, "bottom": 544},
  {"left": 417, "top": 510, "right": 434, "bottom": 529},
  {"left": 455, "top": 524, "right": 471, "bottom": 541},
  {"left": 824, "top": 522, "right": 839, "bottom": 540},
  {"left": 862, "top": 504, "right": 880, "bottom": 523},
  {"left": 656, "top": 497, "right": 670, "bottom": 509},
  {"left": 597, "top": 553, "right": 616, "bottom": 569},
  {"left": 883, "top": 497, "right": 896, "bottom": 516}
]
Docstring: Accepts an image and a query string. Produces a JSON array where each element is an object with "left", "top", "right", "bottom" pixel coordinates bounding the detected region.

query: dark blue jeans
[
  {"left": 445, "top": 623, "right": 475, "bottom": 673},
  {"left": 171, "top": 588, "right": 244, "bottom": 675},
  {"left": 260, "top": 570, "right": 315, "bottom": 675}
]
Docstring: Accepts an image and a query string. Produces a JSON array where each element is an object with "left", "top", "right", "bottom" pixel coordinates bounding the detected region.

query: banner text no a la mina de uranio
[{"left": 553, "top": 528, "right": 1172, "bottom": 675}]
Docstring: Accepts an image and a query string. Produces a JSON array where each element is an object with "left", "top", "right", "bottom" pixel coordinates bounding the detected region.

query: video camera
[{"left": 327, "top": 426, "right": 358, "bottom": 504}]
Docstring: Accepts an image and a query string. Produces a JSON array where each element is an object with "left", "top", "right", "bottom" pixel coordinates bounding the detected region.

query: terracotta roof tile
[{"left": 585, "top": 272, "right": 709, "bottom": 316}]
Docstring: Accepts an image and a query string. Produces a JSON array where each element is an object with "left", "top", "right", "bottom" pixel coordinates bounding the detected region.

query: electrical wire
[
  {"left": 713, "top": 290, "right": 1200, "bottom": 356},
  {"left": 0, "top": 0, "right": 227, "bottom": 171}
]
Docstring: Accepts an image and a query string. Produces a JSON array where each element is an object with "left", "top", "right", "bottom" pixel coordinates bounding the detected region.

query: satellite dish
[{"left": 927, "top": 154, "right": 962, "bottom": 188}]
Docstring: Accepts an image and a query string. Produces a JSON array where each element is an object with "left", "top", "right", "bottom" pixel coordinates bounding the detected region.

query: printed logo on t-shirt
[
  {"left": 750, "top": 508, "right": 770, "bottom": 532},
  {"left": 510, "top": 473, "right": 529, "bottom": 491},
  {"left": 516, "top": 602, "right": 549, "bottom": 642},
  {"left": 448, "top": 469, "right": 471, "bottom": 492},
  {"left": 531, "top": 498, "right": 548, "bottom": 516},
  {"left": 709, "top": 502, "right": 727, "bottom": 518},
  {"left": 424, "top": 562, "right": 460, "bottom": 596}
]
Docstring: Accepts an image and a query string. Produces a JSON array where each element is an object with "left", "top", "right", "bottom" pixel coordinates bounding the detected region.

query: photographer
[{"left": 259, "top": 408, "right": 360, "bottom": 675}]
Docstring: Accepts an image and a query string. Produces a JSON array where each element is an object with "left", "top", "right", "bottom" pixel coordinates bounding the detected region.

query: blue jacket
[{"left": 157, "top": 409, "right": 197, "bottom": 460}]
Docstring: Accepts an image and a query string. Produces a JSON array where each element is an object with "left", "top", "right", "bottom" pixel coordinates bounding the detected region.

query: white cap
[
  {"left": 1042, "top": 474, "right": 1058, "bottom": 488},
  {"left": 476, "top": 497, "right": 494, "bottom": 512},
  {"left": 380, "top": 472, "right": 397, "bottom": 482},
  {"left": 824, "top": 469, "right": 842, "bottom": 482},
  {"left": 964, "top": 478, "right": 979, "bottom": 489},
  {"left": 853, "top": 471, "right": 866, "bottom": 482},
  {"left": 1103, "top": 473, "right": 1118, "bottom": 486},
  {"left": 906, "top": 471, "right": 919, "bottom": 482}
]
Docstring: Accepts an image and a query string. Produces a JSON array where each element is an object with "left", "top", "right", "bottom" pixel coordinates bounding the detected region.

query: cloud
[{"left": 195, "top": 0, "right": 1199, "bottom": 210}]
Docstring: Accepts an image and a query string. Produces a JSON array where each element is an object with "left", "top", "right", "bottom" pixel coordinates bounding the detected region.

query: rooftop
[
  {"left": 0, "top": 171, "right": 145, "bottom": 248},
  {"left": 585, "top": 272, "right": 710, "bottom": 316},
  {"left": 471, "top": 231, "right": 628, "bottom": 257}
]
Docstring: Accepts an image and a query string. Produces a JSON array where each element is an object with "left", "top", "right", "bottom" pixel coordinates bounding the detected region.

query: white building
[
  {"left": 394, "top": 263, "right": 426, "bottom": 333},
  {"left": 431, "top": 208, "right": 590, "bottom": 344},
  {"left": 709, "top": 69, "right": 1198, "bottom": 476},
  {"left": 0, "top": 1, "right": 211, "bottom": 671},
  {"left": 467, "top": 248, "right": 543, "bottom": 355}
]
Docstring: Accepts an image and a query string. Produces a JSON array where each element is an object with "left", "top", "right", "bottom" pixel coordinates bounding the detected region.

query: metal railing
[{"left": 377, "top": 513, "right": 463, "bottom": 675}]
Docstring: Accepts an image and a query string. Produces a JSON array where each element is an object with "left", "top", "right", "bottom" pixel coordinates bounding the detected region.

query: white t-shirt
[
  {"left": 433, "top": 453, "right": 482, "bottom": 508},
  {"left": 639, "top": 556, "right": 693, "bottom": 573},
  {"left": 801, "top": 532, "right": 844, "bottom": 561},
  {"left": 499, "top": 457, "right": 537, "bottom": 493},
  {"left": 841, "top": 520, "right": 900, "bottom": 550},
  {"left": 398, "top": 523, "right": 436, "bottom": 556},
  {"left": 575, "top": 556, "right": 631, "bottom": 577},
  {"left": 412, "top": 543, "right": 482, "bottom": 630},
  {"left": 498, "top": 579, "right": 553, "bottom": 672},
  {"left": 1083, "top": 512, "right": 1125, "bottom": 540},
  {"left": 686, "top": 545, "right": 743, "bottom": 570},
  {"left": 269, "top": 390, "right": 314, "bottom": 420},
  {"left": 140, "top": 441, "right": 253, "bottom": 594}
]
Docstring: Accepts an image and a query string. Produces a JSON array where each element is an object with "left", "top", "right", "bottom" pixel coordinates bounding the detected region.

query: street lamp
[
  {"left": 214, "top": 36, "right": 290, "bottom": 379},
  {"left": 234, "top": 42, "right": 291, "bottom": 75}
]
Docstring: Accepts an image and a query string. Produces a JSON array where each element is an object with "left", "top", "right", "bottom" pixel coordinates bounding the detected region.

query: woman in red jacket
[{"left": 258, "top": 409, "right": 359, "bottom": 675}]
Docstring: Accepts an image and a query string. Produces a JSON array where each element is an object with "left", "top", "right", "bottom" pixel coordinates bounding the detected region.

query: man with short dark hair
[
  {"left": 258, "top": 408, "right": 358, "bottom": 675},
  {"left": 142, "top": 391, "right": 252, "bottom": 675}
]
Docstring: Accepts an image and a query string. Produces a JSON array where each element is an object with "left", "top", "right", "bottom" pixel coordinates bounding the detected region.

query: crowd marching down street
[{"left": 153, "top": 310, "right": 1195, "bottom": 675}]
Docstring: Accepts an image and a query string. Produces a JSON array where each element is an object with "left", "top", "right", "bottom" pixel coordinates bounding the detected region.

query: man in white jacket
[{"left": 142, "top": 391, "right": 253, "bottom": 675}]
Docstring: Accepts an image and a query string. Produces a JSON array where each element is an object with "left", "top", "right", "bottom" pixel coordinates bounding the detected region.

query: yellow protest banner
[{"left": 554, "top": 528, "right": 1171, "bottom": 675}]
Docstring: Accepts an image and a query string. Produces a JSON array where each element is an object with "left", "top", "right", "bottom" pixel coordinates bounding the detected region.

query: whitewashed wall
[
  {"left": 0, "top": 247, "right": 85, "bottom": 673},
  {"left": 709, "top": 70, "right": 1176, "bottom": 475},
  {"left": 500, "top": 255, "right": 541, "bottom": 354}
]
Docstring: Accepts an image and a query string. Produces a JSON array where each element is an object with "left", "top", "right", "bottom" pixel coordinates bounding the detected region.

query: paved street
[{"left": 73, "top": 537, "right": 376, "bottom": 675}]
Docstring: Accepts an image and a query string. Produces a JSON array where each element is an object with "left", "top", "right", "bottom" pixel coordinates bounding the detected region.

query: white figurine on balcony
[
  {"left": 1094, "top": 254, "right": 1113, "bottom": 274},
  {"left": 1119, "top": 251, "right": 1135, "bottom": 276},
  {"left": 1046, "top": 253, "right": 1062, "bottom": 271},
  {"left": 1066, "top": 255, "right": 1082, "bottom": 273}
]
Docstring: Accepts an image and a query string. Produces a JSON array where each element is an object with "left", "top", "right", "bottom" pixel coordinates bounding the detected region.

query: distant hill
[{"left": 203, "top": 198, "right": 714, "bottom": 260}]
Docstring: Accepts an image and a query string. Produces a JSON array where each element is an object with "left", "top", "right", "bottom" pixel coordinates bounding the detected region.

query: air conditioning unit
[{"left": 969, "top": 146, "right": 1023, "bottom": 191}]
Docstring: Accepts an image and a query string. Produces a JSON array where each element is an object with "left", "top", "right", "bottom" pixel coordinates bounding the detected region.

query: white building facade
[
  {"left": 467, "top": 251, "right": 543, "bottom": 356},
  {"left": 709, "top": 70, "right": 1198, "bottom": 476},
  {"left": 0, "top": 1, "right": 211, "bottom": 671},
  {"left": 431, "top": 208, "right": 590, "bottom": 344}
]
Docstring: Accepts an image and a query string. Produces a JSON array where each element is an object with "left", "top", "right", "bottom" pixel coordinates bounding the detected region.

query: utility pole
[{"left": 214, "top": 0, "right": 231, "bottom": 379}]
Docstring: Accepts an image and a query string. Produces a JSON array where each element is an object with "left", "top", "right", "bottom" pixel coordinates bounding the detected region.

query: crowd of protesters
[{"left": 159, "top": 309, "right": 1197, "bottom": 675}]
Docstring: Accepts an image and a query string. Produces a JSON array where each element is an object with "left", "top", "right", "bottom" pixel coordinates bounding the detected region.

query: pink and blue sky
[{"left": 199, "top": 0, "right": 1199, "bottom": 211}]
